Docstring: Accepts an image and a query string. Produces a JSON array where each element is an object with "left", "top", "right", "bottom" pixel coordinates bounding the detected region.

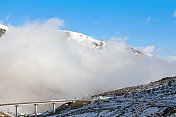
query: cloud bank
[{"left": 0, "top": 18, "right": 176, "bottom": 107}]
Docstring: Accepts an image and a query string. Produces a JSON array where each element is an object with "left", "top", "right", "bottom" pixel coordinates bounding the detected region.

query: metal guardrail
[{"left": 0, "top": 99, "right": 77, "bottom": 117}]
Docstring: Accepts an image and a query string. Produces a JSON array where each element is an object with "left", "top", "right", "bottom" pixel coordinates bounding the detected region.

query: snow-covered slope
[
  {"left": 62, "top": 30, "right": 105, "bottom": 48},
  {"left": 0, "top": 24, "right": 8, "bottom": 31},
  {"left": 0, "top": 24, "right": 8, "bottom": 38},
  {"left": 41, "top": 77, "right": 176, "bottom": 117},
  {"left": 60, "top": 30, "right": 146, "bottom": 56}
]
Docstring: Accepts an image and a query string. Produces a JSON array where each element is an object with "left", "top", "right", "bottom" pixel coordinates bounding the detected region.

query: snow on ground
[
  {"left": 0, "top": 24, "right": 8, "bottom": 30},
  {"left": 43, "top": 77, "right": 176, "bottom": 117}
]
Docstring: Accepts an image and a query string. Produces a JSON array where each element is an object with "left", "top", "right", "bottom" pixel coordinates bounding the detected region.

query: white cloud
[
  {"left": 146, "top": 17, "right": 151, "bottom": 22},
  {"left": 93, "top": 20, "right": 101, "bottom": 24},
  {"left": 174, "top": 10, "right": 176, "bottom": 17},
  {"left": 141, "top": 17, "right": 152, "bottom": 24},
  {"left": 0, "top": 20, "right": 4, "bottom": 24},
  {"left": 5, "top": 14, "right": 11, "bottom": 21},
  {"left": 166, "top": 55, "right": 176, "bottom": 62},
  {"left": 0, "top": 15, "right": 11, "bottom": 25},
  {"left": 137, "top": 46, "right": 155, "bottom": 55},
  {"left": 110, "top": 36, "right": 129, "bottom": 43},
  {"left": 137, "top": 46, "right": 176, "bottom": 57}
]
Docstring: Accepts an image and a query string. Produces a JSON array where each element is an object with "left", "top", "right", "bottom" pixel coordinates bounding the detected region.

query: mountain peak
[
  {"left": 61, "top": 30, "right": 105, "bottom": 48},
  {"left": 61, "top": 30, "right": 146, "bottom": 56},
  {"left": 0, "top": 24, "right": 8, "bottom": 38}
]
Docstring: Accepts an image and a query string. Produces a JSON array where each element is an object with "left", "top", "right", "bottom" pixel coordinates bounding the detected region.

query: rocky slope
[{"left": 40, "top": 76, "right": 176, "bottom": 117}]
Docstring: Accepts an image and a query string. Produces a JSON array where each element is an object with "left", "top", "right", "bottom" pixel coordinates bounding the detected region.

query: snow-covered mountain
[
  {"left": 0, "top": 24, "right": 8, "bottom": 38},
  {"left": 61, "top": 30, "right": 146, "bottom": 56},
  {"left": 40, "top": 76, "right": 176, "bottom": 117},
  {"left": 62, "top": 30, "right": 105, "bottom": 48},
  {"left": 0, "top": 24, "right": 145, "bottom": 56},
  {"left": 1, "top": 25, "right": 175, "bottom": 116}
]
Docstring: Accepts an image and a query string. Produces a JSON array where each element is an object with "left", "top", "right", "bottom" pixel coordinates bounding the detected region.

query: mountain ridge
[{"left": 60, "top": 30, "right": 146, "bottom": 56}]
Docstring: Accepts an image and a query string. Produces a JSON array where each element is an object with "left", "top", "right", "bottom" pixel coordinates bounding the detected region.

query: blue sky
[{"left": 0, "top": 0, "right": 176, "bottom": 56}]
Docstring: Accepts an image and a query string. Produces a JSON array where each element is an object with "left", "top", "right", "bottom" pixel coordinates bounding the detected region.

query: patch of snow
[{"left": 0, "top": 24, "right": 8, "bottom": 30}]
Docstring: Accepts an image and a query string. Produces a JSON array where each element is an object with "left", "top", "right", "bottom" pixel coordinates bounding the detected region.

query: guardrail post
[
  {"left": 52, "top": 103, "right": 56, "bottom": 113},
  {"left": 15, "top": 105, "right": 19, "bottom": 117},
  {"left": 34, "top": 104, "right": 38, "bottom": 116}
]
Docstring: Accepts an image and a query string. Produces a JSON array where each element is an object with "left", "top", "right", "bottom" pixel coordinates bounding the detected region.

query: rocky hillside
[{"left": 40, "top": 76, "right": 176, "bottom": 117}]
